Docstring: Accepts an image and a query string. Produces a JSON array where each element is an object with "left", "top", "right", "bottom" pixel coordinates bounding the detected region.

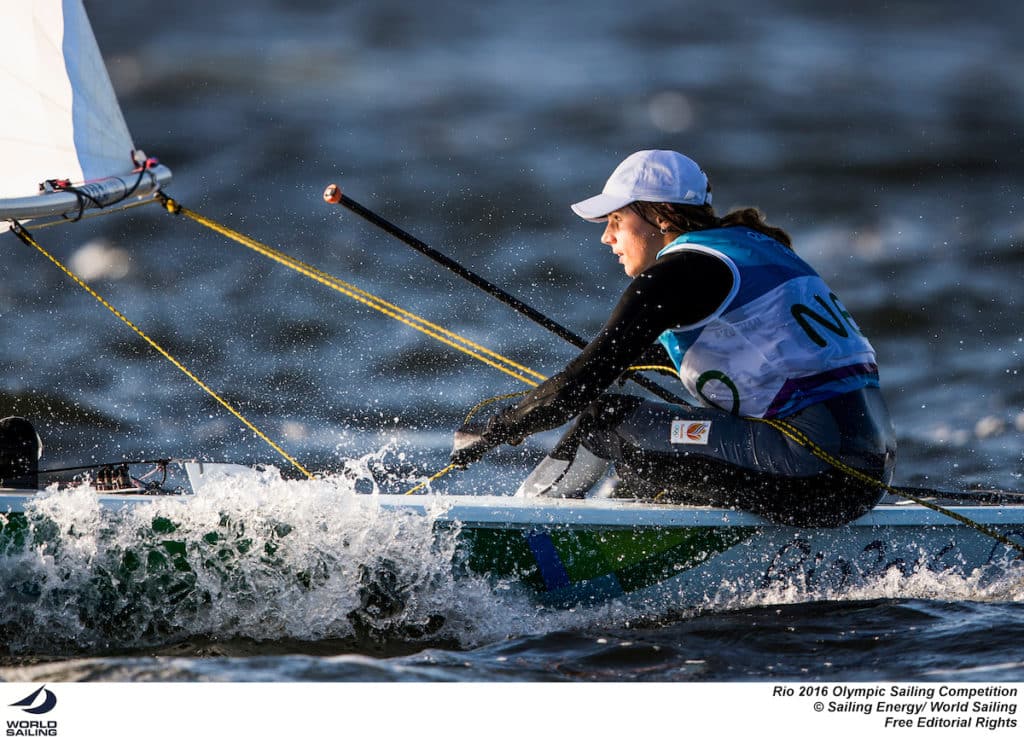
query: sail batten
[{"left": 0, "top": 0, "right": 171, "bottom": 227}]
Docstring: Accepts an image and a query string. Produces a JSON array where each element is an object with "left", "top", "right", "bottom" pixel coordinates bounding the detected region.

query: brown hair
[{"left": 630, "top": 200, "right": 792, "bottom": 249}]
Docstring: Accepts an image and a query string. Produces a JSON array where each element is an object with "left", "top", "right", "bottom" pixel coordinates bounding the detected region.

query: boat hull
[
  {"left": 3, "top": 462, "right": 1022, "bottom": 611},
  {"left": 365, "top": 494, "right": 1024, "bottom": 609}
]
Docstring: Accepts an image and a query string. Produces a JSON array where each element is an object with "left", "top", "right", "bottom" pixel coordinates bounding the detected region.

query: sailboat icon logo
[{"left": 9, "top": 685, "right": 57, "bottom": 715}]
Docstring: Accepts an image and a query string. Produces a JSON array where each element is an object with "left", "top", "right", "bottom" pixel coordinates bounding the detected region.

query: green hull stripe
[
  {"left": 615, "top": 527, "right": 756, "bottom": 592},
  {"left": 459, "top": 525, "right": 757, "bottom": 595}
]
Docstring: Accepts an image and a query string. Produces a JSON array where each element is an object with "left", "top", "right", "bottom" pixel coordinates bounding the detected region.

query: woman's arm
[{"left": 451, "top": 251, "right": 733, "bottom": 464}]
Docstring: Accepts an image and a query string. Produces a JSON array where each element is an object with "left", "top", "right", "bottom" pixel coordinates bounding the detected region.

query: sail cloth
[{"left": 0, "top": 0, "right": 171, "bottom": 229}]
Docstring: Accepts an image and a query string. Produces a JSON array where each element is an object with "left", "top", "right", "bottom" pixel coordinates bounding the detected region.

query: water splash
[
  {"left": 3, "top": 463, "right": 1023, "bottom": 660},
  {"left": 701, "top": 548, "right": 1024, "bottom": 617},
  {"left": 0, "top": 466, "right": 553, "bottom": 656}
]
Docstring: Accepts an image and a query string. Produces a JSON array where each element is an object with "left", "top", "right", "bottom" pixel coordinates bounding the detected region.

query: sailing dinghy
[{"left": 2, "top": 0, "right": 1023, "bottom": 617}]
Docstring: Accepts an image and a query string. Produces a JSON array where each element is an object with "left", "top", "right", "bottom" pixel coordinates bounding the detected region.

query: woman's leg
[
  {"left": 606, "top": 399, "right": 888, "bottom": 525},
  {"left": 522, "top": 394, "right": 888, "bottom": 526},
  {"left": 515, "top": 395, "right": 641, "bottom": 498}
]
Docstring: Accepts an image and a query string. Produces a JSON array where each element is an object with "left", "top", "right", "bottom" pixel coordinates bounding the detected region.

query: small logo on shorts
[{"left": 671, "top": 420, "right": 711, "bottom": 445}]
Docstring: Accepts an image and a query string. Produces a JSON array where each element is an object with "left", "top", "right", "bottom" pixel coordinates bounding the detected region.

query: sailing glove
[{"left": 449, "top": 408, "right": 522, "bottom": 467}]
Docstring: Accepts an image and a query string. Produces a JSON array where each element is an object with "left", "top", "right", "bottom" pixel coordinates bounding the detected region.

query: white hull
[{"left": 3, "top": 462, "right": 1022, "bottom": 609}]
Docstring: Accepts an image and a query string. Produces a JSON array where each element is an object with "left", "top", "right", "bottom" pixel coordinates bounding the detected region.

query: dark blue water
[{"left": 0, "top": 0, "right": 1022, "bottom": 681}]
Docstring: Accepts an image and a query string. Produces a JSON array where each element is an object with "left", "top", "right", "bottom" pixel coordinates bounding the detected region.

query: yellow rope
[
  {"left": 756, "top": 416, "right": 1024, "bottom": 557},
  {"left": 650, "top": 414, "right": 1024, "bottom": 555},
  {"left": 155, "top": 197, "right": 697, "bottom": 493},
  {"left": 159, "top": 196, "right": 545, "bottom": 389},
  {"left": 10, "top": 220, "right": 314, "bottom": 480},
  {"left": 460, "top": 390, "right": 532, "bottom": 424},
  {"left": 403, "top": 463, "right": 459, "bottom": 495},
  {"left": 626, "top": 364, "right": 678, "bottom": 377}
]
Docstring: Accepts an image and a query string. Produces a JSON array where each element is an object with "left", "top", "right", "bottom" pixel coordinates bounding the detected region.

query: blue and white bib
[{"left": 657, "top": 227, "right": 878, "bottom": 419}]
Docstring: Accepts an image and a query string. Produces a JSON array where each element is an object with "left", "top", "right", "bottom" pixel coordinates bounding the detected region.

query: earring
[{"left": 660, "top": 227, "right": 669, "bottom": 234}]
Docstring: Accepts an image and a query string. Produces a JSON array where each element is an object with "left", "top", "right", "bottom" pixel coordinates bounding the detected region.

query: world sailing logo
[
  {"left": 8, "top": 687, "right": 56, "bottom": 716},
  {"left": 6, "top": 686, "right": 58, "bottom": 737}
]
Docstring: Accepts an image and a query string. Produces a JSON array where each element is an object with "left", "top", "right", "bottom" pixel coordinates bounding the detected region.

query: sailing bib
[{"left": 657, "top": 227, "right": 878, "bottom": 418}]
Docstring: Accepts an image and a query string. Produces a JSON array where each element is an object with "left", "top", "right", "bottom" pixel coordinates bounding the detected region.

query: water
[{"left": 0, "top": 0, "right": 1022, "bottom": 683}]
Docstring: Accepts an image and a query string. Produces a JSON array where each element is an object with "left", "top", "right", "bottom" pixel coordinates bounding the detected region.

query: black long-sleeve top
[{"left": 486, "top": 249, "right": 735, "bottom": 443}]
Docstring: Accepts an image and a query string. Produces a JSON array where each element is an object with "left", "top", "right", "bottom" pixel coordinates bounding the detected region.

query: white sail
[{"left": 0, "top": 0, "right": 171, "bottom": 228}]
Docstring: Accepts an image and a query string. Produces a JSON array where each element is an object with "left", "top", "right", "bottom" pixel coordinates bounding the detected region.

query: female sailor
[{"left": 451, "top": 149, "right": 896, "bottom": 527}]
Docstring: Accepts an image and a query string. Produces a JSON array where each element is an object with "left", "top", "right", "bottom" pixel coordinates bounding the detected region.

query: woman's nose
[{"left": 601, "top": 225, "right": 614, "bottom": 245}]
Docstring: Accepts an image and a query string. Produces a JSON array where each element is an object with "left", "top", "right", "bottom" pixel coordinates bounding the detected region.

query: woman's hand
[
  {"left": 449, "top": 407, "right": 522, "bottom": 467},
  {"left": 449, "top": 426, "right": 497, "bottom": 467}
]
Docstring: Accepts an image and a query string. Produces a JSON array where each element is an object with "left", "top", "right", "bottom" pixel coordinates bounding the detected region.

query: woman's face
[{"left": 600, "top": 207, "right": 665, "bottom": 277}]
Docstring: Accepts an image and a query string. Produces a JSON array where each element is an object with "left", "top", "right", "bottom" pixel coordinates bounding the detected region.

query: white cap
[{"left": 570, "top": 149, "right": 712, "bottom": 222}]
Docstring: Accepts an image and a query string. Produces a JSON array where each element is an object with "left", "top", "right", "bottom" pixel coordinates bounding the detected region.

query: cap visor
[{"left": 570, "top": 193, "right": 632, "bottom": 222}]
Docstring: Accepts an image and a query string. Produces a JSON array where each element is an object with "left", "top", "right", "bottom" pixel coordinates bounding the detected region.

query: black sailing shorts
[{"left": 568, "top": 387, "right": 897, "bottom": 527}]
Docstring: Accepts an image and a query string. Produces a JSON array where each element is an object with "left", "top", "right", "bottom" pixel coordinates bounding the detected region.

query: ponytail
[{"left": 718, "top": 207, "right": 792, "bottom": 248}]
